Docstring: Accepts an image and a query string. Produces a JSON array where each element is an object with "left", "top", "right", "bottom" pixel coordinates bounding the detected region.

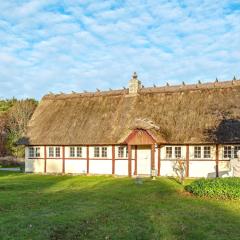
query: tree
[{"left": 5, "top": 99, "right": 38, "bottom": 157}]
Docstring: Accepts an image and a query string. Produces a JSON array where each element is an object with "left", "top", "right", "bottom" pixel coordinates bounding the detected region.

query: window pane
[
  {"left": 102, "top": 147, "right": 107, "bottom": 158},
  {"left": 94, "top": 147, "right": 100, "bottom": 157},
  {"left": 234, "top": 146, "right": 240, "bottom": 158},
  {"left": 35, "top": 147, "right": 40, "bottom": 157},
  {"left": 203, "top": 146, "right": 211, "bottom": 158},
  {"left": 175, "top": 147, "right": 181, "bottom": 158},
  {"left": 118, "top": 146, "right": 124, "bottom": 158},
  {"left": 223, "top": 146, "right": 232, "bottom": 159},
  {"left": 55, "top": 147, "right": 60, "bottom": 157},
  {"left": 166, "top": 147, "right": 172, "bottom": 158},
  {"left": 77, "top": 147, "right": 82, "bottom": 157},
  {"left": 70, "top": 147, "right": 75, "bottom": 157},
  {"left": 29, "top": 147, "right": 34, "bottom": 158},
  {"left": 49, "top": 147, "right": 54, "bottom": 157},
  {"left": 194, "top": 146, "right": 201, "bottom": 158}
]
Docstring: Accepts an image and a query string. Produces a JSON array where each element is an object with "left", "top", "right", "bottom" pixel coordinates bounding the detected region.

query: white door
[{"left": 137, "top": 146, "right": 151, "bottom": 175}]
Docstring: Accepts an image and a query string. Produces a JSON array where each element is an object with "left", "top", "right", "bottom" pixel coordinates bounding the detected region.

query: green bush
[{"left": 185, "top": 177, "right": 240, "bottom": 200}]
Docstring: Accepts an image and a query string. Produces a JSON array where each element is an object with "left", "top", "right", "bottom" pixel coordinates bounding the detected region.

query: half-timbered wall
[{"left": 25, "top": 144, "right": 239, "bottom": 177}]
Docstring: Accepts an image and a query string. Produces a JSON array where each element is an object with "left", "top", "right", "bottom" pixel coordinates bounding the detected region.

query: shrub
[{"left": 185, "top": 177, "right": 240, "bottom": 200}]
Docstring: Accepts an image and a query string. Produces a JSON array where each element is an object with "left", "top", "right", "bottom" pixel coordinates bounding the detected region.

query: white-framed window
[
  {"left": 175, "top": 147, "right": 181, "bottom": 158},
  {"left": 48, "top": 146, "right": 61, "bottom": 158},
  {"left": 194, "top": 146, "right": 201, "bottom": 158},
  {"left": 102, "top": 147, "right": 107, "bottom": 158},
  {"left": 223, "top": 146, "right": 232, "bottom": 159},
  {"left": 49, "top": 147, "right": 54, "bottom": 157},
  {"left": 28, "top": 147, "right": 40, "bottom": 158},
  {"left": 118, "top": 146, "right": 124, "bottom": 158},
  {"left": 166, "top": 147, "right": 172, "bottom": 158},
  {"left": 55, "top": 147, "right": 61, "bottom": 158},
  {"left": 94, "top": 147, "right": 100, "bottom": 157},
  {"left": 203, "top": 146, "right": 211, "bottom": 158},
  {"left": 70, "top": 146, "right": 75, "bottom": 157},
  {"left": 77, "top": 147, "right": 82, "bottom": 157}
]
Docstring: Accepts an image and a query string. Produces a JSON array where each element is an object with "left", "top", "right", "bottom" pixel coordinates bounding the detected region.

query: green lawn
[{"left": 0, "top": 172, "right": 239, "bottom": 240}]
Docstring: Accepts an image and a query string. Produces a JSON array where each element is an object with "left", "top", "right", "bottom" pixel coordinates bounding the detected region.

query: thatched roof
[{"left": 21, "top": 79, "right": 240, "bottom": 145}]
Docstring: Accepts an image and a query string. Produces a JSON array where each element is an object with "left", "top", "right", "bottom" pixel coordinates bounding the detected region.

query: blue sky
[{"left": 0, "top": 0, "right": 239, "bottom": 99}]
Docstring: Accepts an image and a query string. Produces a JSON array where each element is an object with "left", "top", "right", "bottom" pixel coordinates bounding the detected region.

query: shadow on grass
[{"left": 0, "top": 172, "right": 240, "bottom": 240}]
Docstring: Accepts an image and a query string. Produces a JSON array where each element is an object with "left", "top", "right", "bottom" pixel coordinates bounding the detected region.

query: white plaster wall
[
  {"left": 89, "top": 160, "right": 112, "bottom": 174},
  {"left": 189, "top": 161, "right": 216, "bottom": 178},
  {"left": 25, "top": 159, "right": 45, "bottom": 173},
  {"left": 115, "top": 160, "right": 128, "bottom": 175},
  {"left": 160, "top": 160, "right": 177, "bottom": 176},
  {"left": 46, "top": 159, "right": 63, "bottom": 173},
  {"left": 65, "top": 160, "right": 87, "bottom": 174}
]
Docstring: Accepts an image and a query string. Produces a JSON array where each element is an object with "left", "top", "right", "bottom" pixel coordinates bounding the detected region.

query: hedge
[{"left": 185, "top": 177, "right": 240, "bottom": 200}]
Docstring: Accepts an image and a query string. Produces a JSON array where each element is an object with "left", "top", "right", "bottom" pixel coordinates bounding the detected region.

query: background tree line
[{"left": 0, "top": 98, "right": 37, "bottom": 157}]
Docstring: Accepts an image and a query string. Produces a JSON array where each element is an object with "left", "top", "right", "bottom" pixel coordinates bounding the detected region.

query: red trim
[
  {"left": 186, "top": 145, "right": 189, "bottom": 177},
  {"left": 158, "top": 147, "right": 161, "bottom": 176},
  {"left": 62, "top": 146, "right": 65, "bottom": 174},
  {"left": 112, "top": 145, "right": 115, "bottom": 175},
  {"left": 134, "top": 145, "right": 137, "bottom": 175},
  {"left": 44, "top": 146, "right": 47, "bottom": 173},
  {"left": 216, "top": 144, "right": 219, "bottom": 177},
  {"left": 151, "top": 144, "right": 155, "bottom": 170},
  {"left": 128, "top": 145, "right": 132, "bottom": 177},
  {"left": 124, "top": 129, "right": 156, "bottom": 145},
  {"left": 86, "top": 146, "right": 89, "bottom": 174}
]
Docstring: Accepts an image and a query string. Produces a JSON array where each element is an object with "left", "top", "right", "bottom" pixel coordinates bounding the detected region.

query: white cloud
[{"left": 0, "top": 0, "right": 239, "bottom": 99}]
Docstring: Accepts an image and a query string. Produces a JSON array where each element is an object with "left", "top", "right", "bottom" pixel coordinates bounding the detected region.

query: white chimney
[{"left": 128, "top": 72, "right": 142, "bottom": 94}]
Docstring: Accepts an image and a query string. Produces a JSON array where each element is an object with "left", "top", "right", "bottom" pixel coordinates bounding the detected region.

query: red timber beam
[
  {"left": 44, "top": 146, "right": 47, "bottom": 173},
  {"left": 186, "top": 145, "right": 190, "bottom": 177},
  {"left": 158, "top": 146, "right": 161, "bottom": 176},
  {"left": 134, "top": 145, "right": 137, "bottom": 175},
  {"left": 112, "top": 145, "right": 115, "bottom": 175},
  {"left": 86, "top": 145, "right": 89, "bottom": 175},
  {"left": 151, "top": 144, "right": 155, "bottom": 171},
  {"left": 62, "top": 146, "right": 65, "bottom": 174},
  {"left": 128, "top": 144, "right": 132, "bottom": 177},
  {"left": 215, "top": 144, "right": 219, "bottom": 177}
]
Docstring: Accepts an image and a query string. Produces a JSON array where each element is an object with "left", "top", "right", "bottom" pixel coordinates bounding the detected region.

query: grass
[{"left": 0, "top": 173, "right": 239, "bottom": 240}]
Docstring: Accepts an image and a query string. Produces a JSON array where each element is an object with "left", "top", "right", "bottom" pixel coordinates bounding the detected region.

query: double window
[
  {"left": 118, "top": 146, "right": 128, "bottom": 158},
  {"left": 165, "top": 146, "right": 182, "bottom": 159},
  {"left": 69, "top": 146, "right": 82, "bottom": 157},
  {"left": 94, "top": 147, "right": 108, "bottom": 158},
  {"left": 48, "top": 147, "right": 61, "bottom": 158},
  {"left": 28, "top": 147, "right": 40, "bottom": 158},
  {"left": 194, "top": 146, "right": 211, "bottom": 159},
  {"left": 223, "top": 145, "right": 240, "bottom": 159}
]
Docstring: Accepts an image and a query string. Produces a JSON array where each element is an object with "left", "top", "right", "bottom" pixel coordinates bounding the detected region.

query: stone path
[{"left": 0, "top": 168, "right": 20, "bottom": 171}]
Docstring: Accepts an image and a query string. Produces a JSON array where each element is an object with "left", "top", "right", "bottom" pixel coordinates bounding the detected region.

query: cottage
[{"left": 21, "top": 73, "right": 240, "bottom": 177}]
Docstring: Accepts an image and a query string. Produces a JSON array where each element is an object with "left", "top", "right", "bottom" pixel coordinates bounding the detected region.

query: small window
[
  {"left": 35, "top": 147, "right": 40, "bottom": 157},
  {"left": 77, "top": 147, "right": 82, "bottom": 157},
  {"left": 118, "top": 146, "right": 124, "bottom": 158},
  {"left": 203, "top": 146, "right": 211, "bottom": 158},
  {"left": 29, "top": 147, "right": 34, "bottom": 158},
  {"left": 102, "top": 147, "right": 107, "bottom": 158},
  {"left": 234, "top": 146, "right": 240, "bottom": 158},
  {"left": 223, "top": 146, "right": 232, "bottom": 159},
  {"left": 55, "top": 147, "right": 61, "bottom": 158},
  {"left": 194, "top": 146, "right": 201, "bottom": 158},
  {"left": 49, "top": 147, "right": 54, "bottom": 157},
  {"left": 126, "top": 147, "right": 128, "bottom": 157},
  {"left": 175, "top": 147, "right": 181, "bottom": 158},
  {"left": 94, "top": 147, "right": 100, "bottom": 157},
  {"left": 70, "top": 147, "right": 75, "bottom": 157},
  {"left": 166, "top": 147, "right": 172, "bottom": 158}
]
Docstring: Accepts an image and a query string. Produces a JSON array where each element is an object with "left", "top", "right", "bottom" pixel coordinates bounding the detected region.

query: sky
[{"left": 0, "top": 0, "right": 240, "bottom": 99}]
